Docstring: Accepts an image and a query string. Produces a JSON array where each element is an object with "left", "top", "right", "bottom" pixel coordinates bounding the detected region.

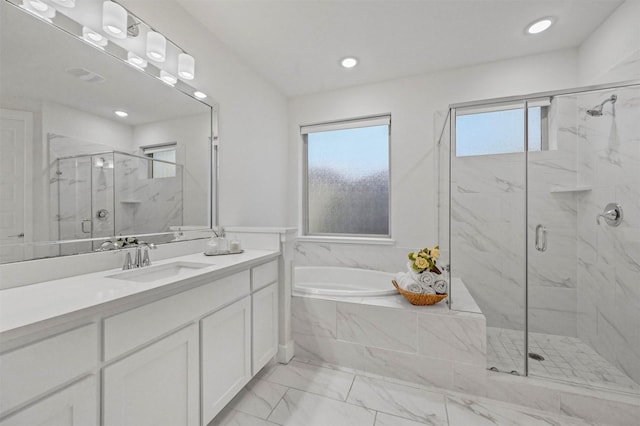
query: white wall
[
  {"left": 288, "top": 49, "right": 579, "bottom": 254},
  {"left": 578, "top": 0, "right": 640, "bottom": 85},
  {"left": 121, "top": 0, "right": 289, "bottom": 228}
]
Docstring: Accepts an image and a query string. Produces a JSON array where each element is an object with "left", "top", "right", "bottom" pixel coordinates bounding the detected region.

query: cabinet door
[
  {"left": 103, "top": 324, "right": 199, "bottom": 426},
  {"left": 201, "top": 296, "right": 251, "bottom": 425},
  {"left": 252, "top": 283, "right": 278, "bottom": 374},
  {"left": 0, "top": 376, "right": 97, "bottom": 426}
]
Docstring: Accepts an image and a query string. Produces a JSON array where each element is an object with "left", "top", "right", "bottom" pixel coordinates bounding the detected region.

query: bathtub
[{"left": 294, "top": 266, "right": 397, "bottom": 297}]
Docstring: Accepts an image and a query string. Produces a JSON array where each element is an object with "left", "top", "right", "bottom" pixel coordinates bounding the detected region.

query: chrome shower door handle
[
  {"left": 81, "top": 219, "right": 92, "bottom": 234},
  {"left": 535, "top": 224, "right": 547, "bottom": 252}
]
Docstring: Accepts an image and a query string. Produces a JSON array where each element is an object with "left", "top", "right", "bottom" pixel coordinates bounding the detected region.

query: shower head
[{"left": 586, "top": 94, "right": 617, "bottom": 117}]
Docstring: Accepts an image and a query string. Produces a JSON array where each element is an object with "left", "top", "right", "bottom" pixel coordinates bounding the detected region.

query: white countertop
[{"left": 0, "top": 249, "right": 278, "bottom": 339}]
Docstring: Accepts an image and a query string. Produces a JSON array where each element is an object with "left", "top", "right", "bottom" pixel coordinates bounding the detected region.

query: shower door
[
  {"left": 526, "top": 84, "right": 640, "bottom": 392},
  {"left": 450, "top": 101, "right": 528, "bottom": 376}
]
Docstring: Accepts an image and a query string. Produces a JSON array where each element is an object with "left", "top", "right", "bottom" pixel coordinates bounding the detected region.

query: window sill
[{"left": 296, "top": 236, "right": 396, "bottom": 245}]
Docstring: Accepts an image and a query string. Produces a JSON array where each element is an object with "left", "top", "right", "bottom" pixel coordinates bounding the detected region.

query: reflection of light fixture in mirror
[
  {"left": 146, "top": 31, "right": 166, "bottom": 62},
  {"left": 102, "top": 1, "right": 127, "bottom": 39},
  {"left": 114, "top": 110, "right": 128, "bottom": 118},
  {"left": 21, "top": 0, "right": 56, "bottom": 21},
  {"left": 127, "top": 51, "right": 148, "bottom": 69},
  {"left": 51, "top": 0, "right": 75, "bottom": 7},
  {"left": 178, "top": 53, "right": 195, "bottom": 80},
  {"left": 94, "top": 157, "right": 104, "bottom": 167},
  {"left": 193, "top": 91, "right": 207, "bottom": 99},
  {"left": 160, "top": 71, "right": 177, "bottom": 86},
  {"left": 82, "top": 26, "right": 108, "bottom": 48}
]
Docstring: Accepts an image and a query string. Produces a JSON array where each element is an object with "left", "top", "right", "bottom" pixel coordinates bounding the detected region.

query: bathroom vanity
[{"left": 0, "top": 250, "right": 280, "bottom": 426}]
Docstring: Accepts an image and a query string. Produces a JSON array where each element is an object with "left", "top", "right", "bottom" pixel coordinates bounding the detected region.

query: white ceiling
[{"left": 176, "top": 0, "right": 623, "bottom": 97}]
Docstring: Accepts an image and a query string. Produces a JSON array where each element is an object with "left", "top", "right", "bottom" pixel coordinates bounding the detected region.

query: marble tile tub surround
[
  {"left": 294, "top": 241, "right": 410, "bottom": 273},
  {"left": 211, "top": 358, "right": 638, "bottom": 426},
  {"left": 292, "top": 293, "right": 487, "bottom": 393}
]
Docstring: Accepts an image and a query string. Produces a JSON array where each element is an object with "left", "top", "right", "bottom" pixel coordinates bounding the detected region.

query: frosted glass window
[
  {"left": 143, "top": 144, "right": 176, "bottom": 178},
  {"left": 456, "top": 107, "right": 545, "bottom": 157},
  {"left": 304, "top": 122, "right": 390, "bottom": 236}
]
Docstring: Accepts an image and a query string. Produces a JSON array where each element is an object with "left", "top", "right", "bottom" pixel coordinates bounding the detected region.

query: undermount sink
[{"left": 106, "top": 261, "right": 211, "bottom": 283}]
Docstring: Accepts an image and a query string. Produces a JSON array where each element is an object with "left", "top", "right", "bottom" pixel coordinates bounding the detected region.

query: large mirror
[{"left": 0, "top": 0, "right": 217, "bottom": 263}]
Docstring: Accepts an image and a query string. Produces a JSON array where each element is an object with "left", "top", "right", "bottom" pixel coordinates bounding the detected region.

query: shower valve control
[
  {"left": 596, "top": 203, "right": 623, "bottom": 227},
  {"left": 96, "top": 209, "right": 110, "bottom": 220}
]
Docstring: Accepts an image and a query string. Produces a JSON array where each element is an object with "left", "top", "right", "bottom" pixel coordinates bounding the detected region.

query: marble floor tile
[
  {"left": 347, "top": 376, "right": 448, "bottom": 425},
  {"left": 268, "top": 388, "right": 375, "bottom": 426},
  {"left": 227, "top": 378, "right": 288, "bottom": 419},
  {"left": 446, "top": 395, "right": 603, "bottom": 426},
  {"left": 265, "top": 360, "right": 355, "bottom": 401},
  {"left": 374, "top": 412, "right": 429, "bottom": 426},
  {"left": 210, "top": 408, "right": 281, "bottom": 426}
]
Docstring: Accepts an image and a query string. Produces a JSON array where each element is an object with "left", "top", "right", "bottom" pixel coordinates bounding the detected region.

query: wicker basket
[{"left": 392, "top": 280, "right": 448, "bottom": 306}]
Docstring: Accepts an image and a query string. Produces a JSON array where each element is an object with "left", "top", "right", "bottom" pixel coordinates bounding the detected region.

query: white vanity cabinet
[
  {"left": 251, "top": 260, "right": 279, "bottom": 374},
  {"left": 103, "top": 324, "right": 199, "bottom": 426},
  {"left": 0, "top": 323, "right": 98, "bottom": 423},
  {"left": 201, "top": 296, "right": 252, "bottom": 425},
  {"left": 252, "top": 283, "right": 278, "bottom": 374},
  {"left": 0, "top": 376, "right": 98, "bottom": 426},
  {"left": 0, "top": 254, "right": 281, "bottom": 426}
]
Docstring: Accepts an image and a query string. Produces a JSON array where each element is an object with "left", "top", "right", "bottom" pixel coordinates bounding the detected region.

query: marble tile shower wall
[
  {"left": 113, "top": 155, "right": 183, "bottom": 236},
  {"left": 451, "top": 97, "right": 580, "bottom": 336},
  {"left": 576, "top": 87, "right": 640, "bottom": 385}
]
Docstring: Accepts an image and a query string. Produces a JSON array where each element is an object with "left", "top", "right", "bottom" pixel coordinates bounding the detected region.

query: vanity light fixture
[
  {"left": 527, "top": 18, "right": 553, "bottom": 34},
  {"left": 51, "top": 0, "right": 75, "bottom": 7},
  {"left": 82, "top": 26, "right": 108, "bottom": 48},
  {"left": 94, "top": 157, "right": 105, "bottom": 167},
  {"left": 193, "top": 91, "right": 207, "bottom": 99},
  {"left": 127, "top": 51, "right": 148, "bottom": 69},
  {"left": 340, "top": 57, "right": 358, "bottom": 68},
  {"left": 21, "top": 0, "right": 56, "bottom": 20},
  {"left": 114, "top": 110, "right": 128, "bottom": 117},
  {"left": 102, "top": 1, "right": 128, "bottom": 39},
  {"left": 160, "top": 70, "right": 177, "bottom": 86},
  {"left": 146, "top": 31, "right": 166, "bottom": 62},
  {"left": 178, "top": 53, "right": 195, "bottom": 80}
]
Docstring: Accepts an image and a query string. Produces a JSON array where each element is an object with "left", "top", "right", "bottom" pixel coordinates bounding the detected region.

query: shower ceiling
[{"left": 171, "top": 0, "right": 623, "bottom": 96}]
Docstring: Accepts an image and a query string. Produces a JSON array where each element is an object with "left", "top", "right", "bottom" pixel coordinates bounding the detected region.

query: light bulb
[
  {"left": 160, "top": 71, "right": 177, "bottom": 86},
  {"left": 340, "top": 57, "right": 358, "bottom": 68},
  {"left": 82, "top": 27, "right": 108, "bottom": 47},
  {"left": 102, "top": 1, "right": 128, "bottom": 39},
  {"left": 146, "top": 31, "right": 166, "bottom": 62},
  {"left": 178, "top": 53, "right": 195, "bottom": 80},
  {"left": 127, "top": 52, "right": 148, "bottom": 69},
  {"left": 527, "top": 18, "right": 553, "bottom": 34}
]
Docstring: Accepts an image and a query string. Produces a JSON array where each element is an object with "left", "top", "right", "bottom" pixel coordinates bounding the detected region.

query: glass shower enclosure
[
  {"left": 53, "top": 151, "right": 183, "bottom": 255},
  {"left": 441, "top": 81, "right": 640, "bottom": 394}
]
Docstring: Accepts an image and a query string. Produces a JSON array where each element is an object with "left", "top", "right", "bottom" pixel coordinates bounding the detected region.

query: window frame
[
  {"left": 300, "top": 114, "right": 392, "bottom": 240},
  {"left": 454, "top": 98, "right": 550, "bottom": 157},
  {"left": 141, "top": 142, "right": 178, "bottom": 179}
]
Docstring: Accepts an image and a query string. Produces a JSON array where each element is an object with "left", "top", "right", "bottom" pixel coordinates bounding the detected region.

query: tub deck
[{"left": 292, "top": 276, "right": 486, "bottom": 393}]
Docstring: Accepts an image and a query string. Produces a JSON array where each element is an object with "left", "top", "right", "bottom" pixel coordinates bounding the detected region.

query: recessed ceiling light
[
  {"left": 114, "top": 110, "right": 128, "bottom": 117},
  {"left": 527, "top": 18, "right": 553, "bottom": 34},
  {"left": 340, "top": 57, "right": 358, "bottom": 69},
  {"left": 193, "top": 91, "right": 207, "bottom": 99}
]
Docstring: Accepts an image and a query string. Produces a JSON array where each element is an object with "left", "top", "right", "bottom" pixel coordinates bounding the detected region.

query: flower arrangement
[{"left": 408, "top": 245, "right": 441, "bottom": 274}]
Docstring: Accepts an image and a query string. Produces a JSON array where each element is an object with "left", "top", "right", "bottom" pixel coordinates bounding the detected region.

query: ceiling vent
[{"left": 65, "top": 67, "right": 106, "bottom": 83}]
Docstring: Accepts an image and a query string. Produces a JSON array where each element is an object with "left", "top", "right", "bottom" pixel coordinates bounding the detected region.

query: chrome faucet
[
  {"left": 134, "top": 241, "right": 157, "bottom": 268},
  {"left": 122, "top": 241, "right": 157, "bottom": 270}
]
